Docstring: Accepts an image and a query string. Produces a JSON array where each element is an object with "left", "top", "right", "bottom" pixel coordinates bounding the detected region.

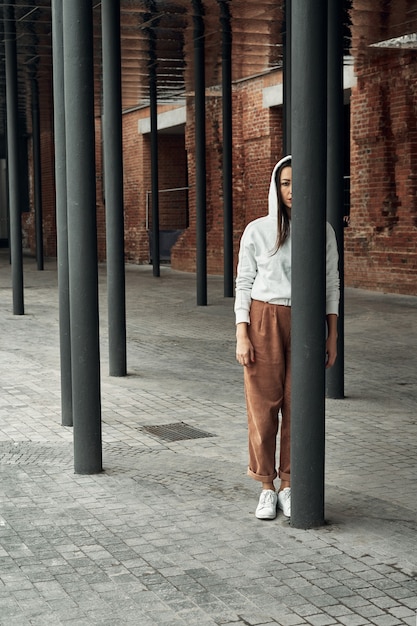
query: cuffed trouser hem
[
  {"left": 278, "top": 470, "right": 290, "bottom": 482},
  {"left": 247, "top": 466, "right": 278, "bottom": 483},
  {"left": 244, "top": 301, "right": 291, "bottom": 487}
]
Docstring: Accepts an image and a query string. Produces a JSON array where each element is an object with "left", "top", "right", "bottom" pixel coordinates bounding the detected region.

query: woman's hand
[
  {"left": 325, "top": 314, "right": 338, "bottom": 369},
  {"left": 325, "top": 334, "right": 337, "bottom": 368},
  {"left": 236, "top": 323, "right": 255, "bottom": 366}
]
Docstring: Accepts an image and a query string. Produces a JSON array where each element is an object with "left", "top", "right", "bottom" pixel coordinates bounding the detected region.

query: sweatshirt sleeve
[
  {"left": 326, "top": 223, "right": 340, "bottom": 316},
  {"left": 234, "top": 226, "right": 257, "bottom": 325}
]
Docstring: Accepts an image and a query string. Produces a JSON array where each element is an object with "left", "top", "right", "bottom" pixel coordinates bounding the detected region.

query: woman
[{"left": 235, "top": 155, "right": 340, "bottom": 520}]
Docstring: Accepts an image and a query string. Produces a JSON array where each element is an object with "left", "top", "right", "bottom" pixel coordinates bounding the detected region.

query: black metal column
[
  {"left": 283, "top": 0, "right": 291, "bottom": 154},
  {"left": 101, "top": 0, "right": 127, "bottom": 376},
  {"left": 192, "top": 0, "right": 207, "bottom": 306},
  {"left": 4, "top": 2, "right": 24, "bottom": 315},
  {"left": 62, "top": 1, "right": 102, "bottom": 474},
  {"left": 326, "top": 0, "right": 344, "bottom": 399},
  {"left": 219, "top": 0, "right": 233, "bottom": 298},
  {"left": 52, "top": 0, "right": 72, "bottom": 427},
  {"left": 31, "top": 78, "right": 43, "bottom": 271},
  {"left": 149, "top": 52, "right": 160, "bottom": 278},
  {"left": 290, "top": 0, "right": 328, "bottom": 529}
]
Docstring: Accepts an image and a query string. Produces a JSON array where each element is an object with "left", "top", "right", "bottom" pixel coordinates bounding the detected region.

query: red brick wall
[
  {"left": 171, "top": 99, "right": 197, "bottom": 272},
  {"left": 122, "top": 110, "right": 149, "bottom": 262},
  {"left": 22, "top": 96, "right": 56, "bottom": 260},
  {"left": 40, "top": 130, "right": 57, "bottom": 257},
  {"left": 95, "top": 119, "right": 106, "bottom": 262},
  {"left": 346, "top": 49, "right": 417, "bottom": 294},
  {"left": 234, "top": 77, "right": 283, "bottom": 227},
  {"left": 121, "top": 110, "right": 188, "bottom": 264},
  {"left": 23, "top": 84, "right": 106, "bottom": 264},
  {"left": 172, "top": 74, "right": 283, "bottom": 274},
  {"left": 173, "top": 92, "right": 243, "bottom": 274},
  {"left": 146, "top": 134, "right": 188, "bottom": 231},
  {"left": 19, "top": 45, "right": 417, "bottom": 296}
]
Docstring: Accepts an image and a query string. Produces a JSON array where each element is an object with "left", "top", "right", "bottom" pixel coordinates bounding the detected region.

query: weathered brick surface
[
  {"left": 17, "top": 2, "right": 417, "bottom": 295},
  {"left": 347, "top": 48, "right": 417, "bottom": 294},
  {"left": 171, "top": 76, "right": 283, "bottom": 275}
]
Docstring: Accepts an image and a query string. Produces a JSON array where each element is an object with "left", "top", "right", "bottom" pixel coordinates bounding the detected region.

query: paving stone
[
  {"left": 305, "top": 615, "right": 339, "bottom": 626},
  {"left": 337, "top": 617, "right": 372, "bottom": 626},
  {"left": 368, "top": 616, "right": 405, "bottom": 626}
]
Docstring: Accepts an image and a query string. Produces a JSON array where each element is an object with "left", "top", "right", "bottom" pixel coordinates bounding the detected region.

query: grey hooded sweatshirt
[{"left": 234, "top": 156, "right": 340, "bottom": 325}]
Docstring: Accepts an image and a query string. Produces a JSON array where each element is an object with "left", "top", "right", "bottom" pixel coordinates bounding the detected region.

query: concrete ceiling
[{"left": 2, "top": 1, "right": 412, "bottom": 139}]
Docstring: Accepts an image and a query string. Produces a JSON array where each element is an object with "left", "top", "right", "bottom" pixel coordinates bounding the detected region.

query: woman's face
[{"left": 280, "top": 166, "right": 292, "bottom": 210}]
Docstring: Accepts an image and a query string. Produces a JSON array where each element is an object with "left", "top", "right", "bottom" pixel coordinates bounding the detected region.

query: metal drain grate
[{"left": 141, "top": 422, "right": 215, "bottom": 442}]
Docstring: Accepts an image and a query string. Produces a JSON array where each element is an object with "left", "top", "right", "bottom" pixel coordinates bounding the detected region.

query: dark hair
[{"left": 274, "top": 161, "right": 291, "bottom": 251}]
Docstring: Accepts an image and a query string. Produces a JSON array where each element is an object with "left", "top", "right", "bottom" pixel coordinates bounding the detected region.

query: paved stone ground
[{"left": 0, "top": 253, "right": 416, "bottom": 626}]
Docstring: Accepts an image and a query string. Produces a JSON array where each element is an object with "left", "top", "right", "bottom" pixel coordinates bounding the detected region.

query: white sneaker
[
  {"left": 278, "top": 487, "right": 291, "bottom": 517},
  {"left": 255, "top": 489, "right": 278, "bottom": 520}
]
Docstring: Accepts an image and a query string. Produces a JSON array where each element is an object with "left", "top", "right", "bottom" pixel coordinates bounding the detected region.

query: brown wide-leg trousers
[{"left": 244, "top": 300, "right": 291, "bottom": 483}]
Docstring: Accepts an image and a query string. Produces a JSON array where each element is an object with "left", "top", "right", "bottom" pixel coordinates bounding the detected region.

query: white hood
[{"left": 268, "top": 154, "right": 291, "bottom": 216}]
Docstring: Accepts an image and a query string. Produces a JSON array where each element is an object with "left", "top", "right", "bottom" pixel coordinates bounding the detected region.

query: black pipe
[
  {"left": 290, "top": 0, "right": 328, "bottom": 529},
  {"left": 62, "top": 0, "right": 102, "bottom": 474},
  {"left": 283, "top": 0, "right": 291, "bottom": 154},
  {"left": 4, "top": 2, "right": 24, "bottom": 315},
  {"left": 31, "top": 79, "right": 43, "bottom": 271},
  {"left": 51, "top": 0, "right": 73, "bottom": 426},
  {"left": 192, "top": 0, "right": 207, "bottom": 306},
  {"left": 149, "top": 59, "right": 160, "bottom": 277},
  {"left": 102, "top": 0, "right": 127, "bottom": 376},
  {"left": 326, "top": 0, "right": 345, "bottom": 399},
  {"left": 219, "top": 0, "right": 233, "bottom": 298}
]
